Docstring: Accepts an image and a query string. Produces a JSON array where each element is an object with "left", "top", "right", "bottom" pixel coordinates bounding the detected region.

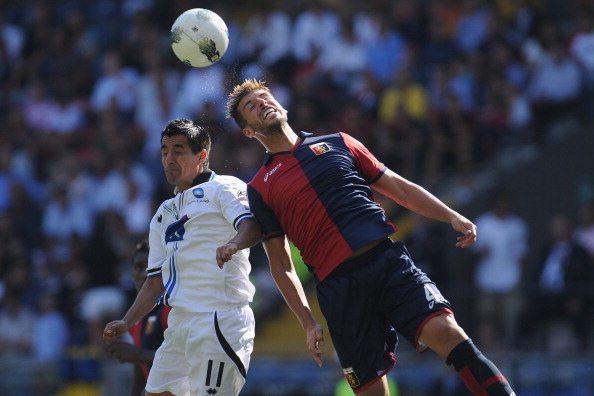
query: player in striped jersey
[
  {"left": 103, "top": 118, "right": 262, "bottom": 396},
  {"left": 227, "top": 80, "right": 515, "bottom": 396},
  {"left": 106, "top": 239, "right": 170, "bottom": 396}
]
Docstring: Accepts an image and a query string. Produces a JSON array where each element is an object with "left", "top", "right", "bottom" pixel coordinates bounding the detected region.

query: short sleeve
[
  {"left": 217, "top": 178, "right": 253, "bottom": 230},
  {"left": 340, "top": 132, "right": 386, "bottom": 183},
  {"left": 247, "top": 185, "right": 284, "bottom": 240},
  {"left": 147, "top": 206, "right": 166, "bottom": 278}
]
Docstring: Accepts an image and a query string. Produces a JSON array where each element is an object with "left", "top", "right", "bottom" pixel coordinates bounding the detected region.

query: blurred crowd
[{"left": 1, "top": 0, "right": 594, "bottom": 392}]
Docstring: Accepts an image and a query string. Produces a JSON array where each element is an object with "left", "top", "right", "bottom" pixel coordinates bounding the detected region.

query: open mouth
[{"left": 262, "top": 108, "right": 276, "bottom": 119}]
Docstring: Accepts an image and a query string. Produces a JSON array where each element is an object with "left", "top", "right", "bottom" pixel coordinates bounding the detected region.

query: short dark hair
[
  {"left": 132, "top": 238, "right": 149, "bottom": 266},
  {"left": 161, "top": 118, "right": 211, "bottom": 155}
]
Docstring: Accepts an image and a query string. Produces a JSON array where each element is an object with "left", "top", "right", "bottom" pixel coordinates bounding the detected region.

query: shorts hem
[
  {"left": 353, "top": 352, "right": 397, "bottom": 394},
  {"left": 414, "top": 307, "right": 454, "bottom": 352}
]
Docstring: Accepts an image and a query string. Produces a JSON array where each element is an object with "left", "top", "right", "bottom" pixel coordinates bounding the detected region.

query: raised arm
[
  {"left": 262, "top": 236, "right": 324, "bottom": 367},
  {"left": 372, "top": 168, "right": 477, "bottom": 248}
]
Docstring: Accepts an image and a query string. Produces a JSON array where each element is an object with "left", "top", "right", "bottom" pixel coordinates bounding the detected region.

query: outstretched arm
[
  {"left": 103, "top": 277, "right": 165, "bottom": 343},
  {"left": 106, "top": 340, "right": 155, "bottom": 365},
  {"left": 372, "top": 168, "right": 477, "bottom": 248},
  {"left": 216, "top": 218, "right": 262, "bottom": 268},
  {"left": 263, "top": 236, "right": 324, "bottom": 367}
]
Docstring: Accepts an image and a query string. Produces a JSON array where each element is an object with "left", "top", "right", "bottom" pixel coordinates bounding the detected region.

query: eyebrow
[{"left": 242, "top": 91, "right": 270, "bottom": 112}]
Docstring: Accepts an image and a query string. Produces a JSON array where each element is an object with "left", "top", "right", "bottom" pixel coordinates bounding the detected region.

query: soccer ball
[{"left": 170, "top": 8, "right": 229, "bottom": 68}]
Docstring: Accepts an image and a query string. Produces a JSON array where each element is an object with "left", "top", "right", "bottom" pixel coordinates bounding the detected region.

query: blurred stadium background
[{"left": 0, "top": 0, "right": 593, "bottom": 395}]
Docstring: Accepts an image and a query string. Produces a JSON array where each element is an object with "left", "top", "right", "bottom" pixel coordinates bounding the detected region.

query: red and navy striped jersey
[
  {"left": 129, "top": 304, "right": 170, "bottom": 379},
  {"left": 247, "top": 131, "right": 396, "bottom": 281}
]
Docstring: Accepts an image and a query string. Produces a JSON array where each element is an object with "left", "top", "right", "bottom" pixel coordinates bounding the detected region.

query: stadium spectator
[
  {"left": 90, "top": 50, "right": 140, "bottom": 119},
  {"left": 471, "top": 188, "right": 528, "bottom": 351},
  {"left": 238, "top": 2, "right": 291, "bottom": 67},
  {"left": 526, "top": 37, "right": 583, "bottom": 140},
  {"left": 33, "top": 291, "right": 69, "bottom": 361},
  {"left": 520, "top": 214, "right": 592, "bottom": 350},
  {"left": 574, "top": 201, "right": 594, "bottom": 259},
  {"left": 0, "top": 291, "right": 36, "bottom": 358},
  {"left": 290, "top": 0, "right": 340, "bottom": 64}
]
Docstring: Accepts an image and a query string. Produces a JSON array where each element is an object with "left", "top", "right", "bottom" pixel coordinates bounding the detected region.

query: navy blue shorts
[{"left": 316, "top": 239, "right": 452, "bottom": 393}]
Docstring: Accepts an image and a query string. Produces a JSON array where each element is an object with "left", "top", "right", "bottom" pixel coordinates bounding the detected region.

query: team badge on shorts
[
  {"left": 310, "top": 142, "right": 331, "bottom": 155},
  {"left": 343, "top": 367, "right": 360, "bottom": 389}
]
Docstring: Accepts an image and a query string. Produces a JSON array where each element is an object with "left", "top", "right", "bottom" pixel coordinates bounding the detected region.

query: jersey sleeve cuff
[
  {"left": 369, "top": 167, "right": 387, "bottom": 184},
  {"left": 233, "top": 213, "right": 254, "bottom": 230},
  {"left": 147, "top": 267, "right": 162, "bottom": 278}
]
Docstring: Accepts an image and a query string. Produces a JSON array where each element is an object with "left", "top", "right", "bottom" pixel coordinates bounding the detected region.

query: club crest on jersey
[
  {"left": 310, "top": 142, "right": 331, "bottom": 156},
  {"left": 343, "top": 367, "right": 360, "bottom": 389},
  {"left": 165, "top": 214, "right": 189, "bottom": 243}
]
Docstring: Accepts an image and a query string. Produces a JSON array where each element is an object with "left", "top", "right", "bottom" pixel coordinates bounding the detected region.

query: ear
[
  {"left": 198, "top": 149, "right": 208, "bottom": 164},
  {"left": 242, "top": 126, "right": 255, "bottom": 139}
]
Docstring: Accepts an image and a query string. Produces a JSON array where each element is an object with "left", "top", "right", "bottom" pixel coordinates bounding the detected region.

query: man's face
[
  {"left": 238, "top": 89, "right": 287, "bottom": 136},
  {"left": 161, "top": 135, "right": 202, "bottom": 186},
  {"left": 131, "top": 252, "right": 148, "bottom": 292}
]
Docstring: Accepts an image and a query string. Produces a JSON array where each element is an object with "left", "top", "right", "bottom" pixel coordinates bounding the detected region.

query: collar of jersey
[
  {"left": 263, "top": 131, "right": 313, "bottom": 165},
  {"left": 191, "top": 169, "right": 215, "bottom": 186}
]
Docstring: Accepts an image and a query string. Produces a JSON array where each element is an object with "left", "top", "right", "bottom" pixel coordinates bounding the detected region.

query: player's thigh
[
  {"left": 186, "top": 306, "right": 255, "bottom": 396},
  {"left": 146, "top": 324, "right": 191, "bottom": 396},
  {"left": 381, "top": 241, "right": 454, "bottom": 352},
  {"left": 316, "top": 248, "right": 397, "bottom": 393}
]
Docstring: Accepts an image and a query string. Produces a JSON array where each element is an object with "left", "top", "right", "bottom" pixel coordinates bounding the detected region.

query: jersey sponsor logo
[
  {"left": 424, "top": 283, "right": 446, "bottom": 310},
  {"left": 310, "top": 142, "right": 331, "bottom": 155},
  {"left": 263, "top": 162, "right": 282, "bottom": 182},
  {"left": 343, "top": 367, "right": 360, "bottom": 389},
  {"left": 165, "top": 214, "right": 189, "bottom": 243},
  {"left": 192, "top": 187, "right": 205, "bottom": 199}
]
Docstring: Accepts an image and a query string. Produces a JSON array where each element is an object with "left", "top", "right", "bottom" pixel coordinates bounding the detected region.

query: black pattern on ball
[
  {"left": 170, "top": 27, "right": 182, "bottom": 44},
  {"left": 198, "top": 38, "right": 220, "bottom": 63}
]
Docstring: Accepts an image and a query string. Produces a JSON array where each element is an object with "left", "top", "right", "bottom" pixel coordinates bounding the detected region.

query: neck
[{"left": 259, "top": 124, "right": 299, "bottom": 153}]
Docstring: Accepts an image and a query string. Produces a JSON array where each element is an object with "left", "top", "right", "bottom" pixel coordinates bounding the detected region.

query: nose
[
  {"left": 163, "top": 151, "right": 174, "bottom": 164},
  {"left": 256, "top": 96, "right": 267, "bottom": 108}
]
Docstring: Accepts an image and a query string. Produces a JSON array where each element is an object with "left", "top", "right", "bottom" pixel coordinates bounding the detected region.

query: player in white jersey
[{"left": 103, "top": 118, "right": 262, "bottom": 396}]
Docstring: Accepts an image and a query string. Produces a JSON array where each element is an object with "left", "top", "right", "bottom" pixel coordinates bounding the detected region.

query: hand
[
  {"left": 451, "top": 214, "right": 477, "bottom": 248},
  {"left": 105, "top": 341, "right": 151, "bottom": 364},
  {"left": 103, "top": 320, "right": 129, "bottom": 344},
  {"left": 306, "top": 323, "right": 324, "bottom": 367},
  {"left": 216, "top": 242, "right": 239, "bottom": 268}
]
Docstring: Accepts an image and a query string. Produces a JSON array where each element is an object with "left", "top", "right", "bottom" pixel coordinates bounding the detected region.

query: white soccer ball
[{"left": 170, "top": 8, "right": 229, "bottom": 68}]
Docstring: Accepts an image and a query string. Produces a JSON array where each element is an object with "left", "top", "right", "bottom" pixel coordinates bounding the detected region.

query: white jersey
[{"left": 147, "top": 172, "right": 256, "bottom": 312}]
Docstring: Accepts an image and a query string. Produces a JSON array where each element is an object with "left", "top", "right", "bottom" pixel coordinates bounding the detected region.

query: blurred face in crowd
[
  {"left": 238, "top": 89, "right": 288, "bottom": 138},
  {"left": 131, "top": 250, "right": 149, "bottom": 292},
  {"left": 161, "top": 135, "right": 206, "bottom": 189}
]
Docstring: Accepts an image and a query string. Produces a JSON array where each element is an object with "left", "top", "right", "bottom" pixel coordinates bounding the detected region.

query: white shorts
[{"left": 145, "top": 305, "right": 255, "bottom": 396}]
